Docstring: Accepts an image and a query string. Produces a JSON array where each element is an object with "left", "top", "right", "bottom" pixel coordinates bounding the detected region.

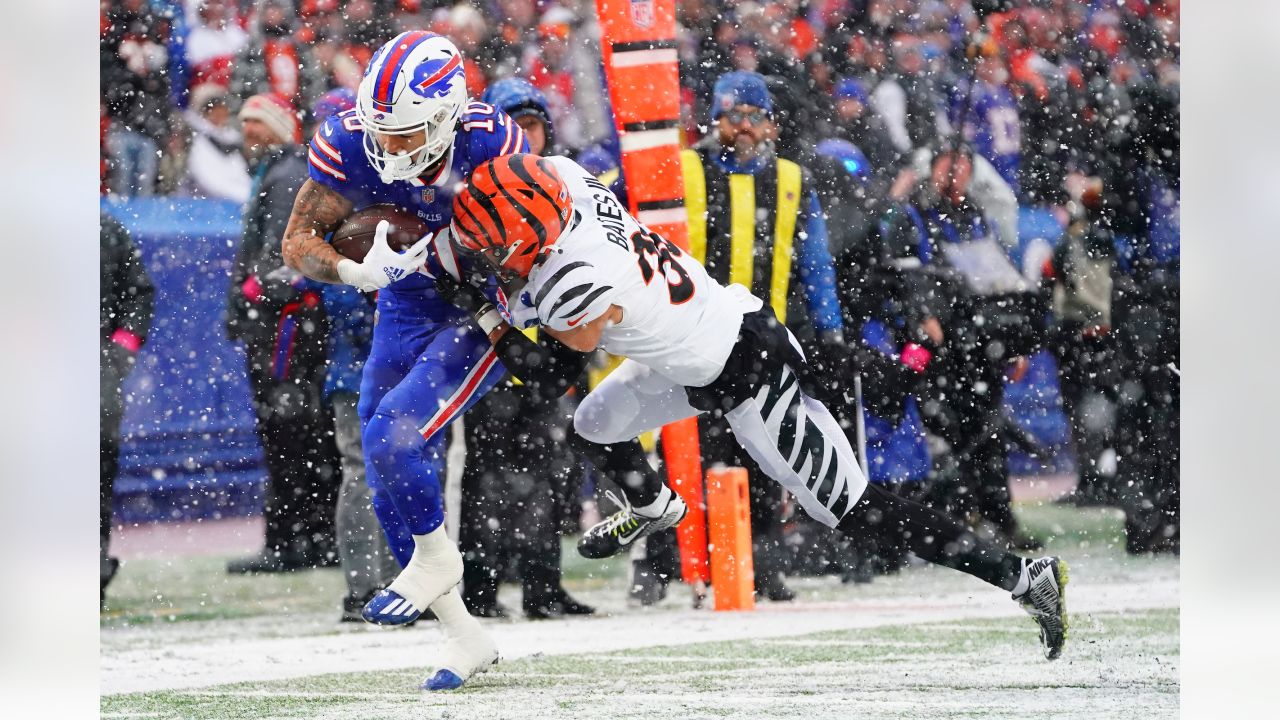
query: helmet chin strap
[
  {"left": 420, "top": 145, "right": 456, "bottom": 185},
  {"left": 379, "top": 151, "right": 419, "bottom": 184}
]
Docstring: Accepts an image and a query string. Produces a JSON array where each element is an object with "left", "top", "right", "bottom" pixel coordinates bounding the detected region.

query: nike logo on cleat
[{"left": 614, "top": 525, "right": 645, "bottom": 544}]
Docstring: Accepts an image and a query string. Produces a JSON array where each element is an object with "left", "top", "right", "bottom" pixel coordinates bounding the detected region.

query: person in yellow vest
[{"left": 656, "top": 71, "right": 847, "bottom": 603}]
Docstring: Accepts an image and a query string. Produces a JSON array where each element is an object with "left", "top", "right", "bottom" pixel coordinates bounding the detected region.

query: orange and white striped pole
[{"left": 595, "top": 0, "right": 710, "bottom": 588}]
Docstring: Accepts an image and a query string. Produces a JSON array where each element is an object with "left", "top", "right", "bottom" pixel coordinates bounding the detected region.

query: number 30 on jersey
[{"left": 630, "top": 228, "right": 694, "bottom": 305}]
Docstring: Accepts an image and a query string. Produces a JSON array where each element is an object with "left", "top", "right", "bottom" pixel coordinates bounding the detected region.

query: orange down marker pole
[
  {"left": 706, "top": 466, "right": 755, "bottom": 611},
  {"left": 595, "top": 0, "right": 709, "bottom": 585}
]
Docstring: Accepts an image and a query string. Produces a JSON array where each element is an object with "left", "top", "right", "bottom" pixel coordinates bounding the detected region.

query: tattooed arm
[{"left": 281, "top": 179, "right": 355, "bottom": 284}]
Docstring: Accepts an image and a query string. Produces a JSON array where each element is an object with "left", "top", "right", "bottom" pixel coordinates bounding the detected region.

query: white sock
[
  {"left": 1011, "top": 559, "right": 1031, "bottom": 596},
  {"left": 385, "top": 526, "right": 463, "bottom": 609},
  {"left": 633, "top": 485, "right": 673, "bottom": 518},
  {"left": 429, "top": 587, "right": 484, "bottom": 641}
]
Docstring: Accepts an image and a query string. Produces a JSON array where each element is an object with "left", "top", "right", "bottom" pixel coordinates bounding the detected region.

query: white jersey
[{"left": 502, "top": 156, "right": 762, "bottom": 387}]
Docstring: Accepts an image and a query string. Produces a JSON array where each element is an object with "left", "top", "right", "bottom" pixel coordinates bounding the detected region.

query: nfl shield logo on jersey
[
  {"left": 630, "top": 0, "right": 654, "bottom": 28},
  {"left": 421, "top": 187, "right": 435, "bottom": 204}
]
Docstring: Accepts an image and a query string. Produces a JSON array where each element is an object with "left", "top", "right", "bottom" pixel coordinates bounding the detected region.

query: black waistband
[{"left": 686, "top": 305, "right": 815, "bottom": 415}]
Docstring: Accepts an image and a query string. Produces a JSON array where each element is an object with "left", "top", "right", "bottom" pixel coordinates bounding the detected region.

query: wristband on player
[{"left": 475, "top": 304, "right": 505, "bottom": 336}]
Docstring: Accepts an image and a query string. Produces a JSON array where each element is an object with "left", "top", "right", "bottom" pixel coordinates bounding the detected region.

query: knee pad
[{"left": 570, "top": 396, "right": 611, "bottom": 446}]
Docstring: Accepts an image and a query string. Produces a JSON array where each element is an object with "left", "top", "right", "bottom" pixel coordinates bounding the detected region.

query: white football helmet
[{"left": 356, "top": 31, "right": 468, "bottom": 184}]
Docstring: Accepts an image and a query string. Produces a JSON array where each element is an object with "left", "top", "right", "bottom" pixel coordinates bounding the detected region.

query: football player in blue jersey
[{"left": 280, "top": 31, "right": 529, "bottom": 691}]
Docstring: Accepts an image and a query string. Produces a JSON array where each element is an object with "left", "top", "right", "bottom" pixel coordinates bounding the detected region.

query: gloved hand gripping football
[{"left": 336, "top": 220, "right": 433, "bottom": 292}]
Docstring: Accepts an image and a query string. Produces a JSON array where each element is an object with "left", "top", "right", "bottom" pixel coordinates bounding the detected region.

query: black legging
[{"left": 837, "top": 482, "right": 1024, "bottom": 591}]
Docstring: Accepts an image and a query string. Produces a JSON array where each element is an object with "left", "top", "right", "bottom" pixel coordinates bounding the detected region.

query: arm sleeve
[
  {"left": 797, "top": 189, "right": 844, "bottom": 334},
  {"left": 493, "top": 330, "right": 591, "bottom": 401}
]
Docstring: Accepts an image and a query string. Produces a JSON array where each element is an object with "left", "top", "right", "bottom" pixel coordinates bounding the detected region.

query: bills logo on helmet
[{"left": 412, "top": 55, "right": 464, "bottom": 100}]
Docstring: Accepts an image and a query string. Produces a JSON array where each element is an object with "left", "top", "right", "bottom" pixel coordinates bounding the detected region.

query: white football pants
[{"left": 574, "top": 356, "right": 868, "bottom": 528}]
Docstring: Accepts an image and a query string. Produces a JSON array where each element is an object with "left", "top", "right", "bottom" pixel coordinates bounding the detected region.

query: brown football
[{"left": 329, "top": 205, "right": 433, "bottom": 263}]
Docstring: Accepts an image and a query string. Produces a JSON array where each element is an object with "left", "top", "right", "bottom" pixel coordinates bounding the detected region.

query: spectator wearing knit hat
[
  {"left": 181, "top": 83, "right": 250, "bottom": 201},
  {"left": 101, "top": 0, "right": 173, "bottom": 197},
  {"left": 830, "top": 76, "right": 902, "bottom": 188},
  {"left": 184, "top": 0, "right": 249, "bottom": 91},
  {"left": 226, "top": 92, "right": 342, "bottom": 574}
]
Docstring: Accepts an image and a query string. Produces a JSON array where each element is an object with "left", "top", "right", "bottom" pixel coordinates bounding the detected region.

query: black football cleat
[
  {"left": 1014, "top": 557, "right": 1069, "bottom": 660},
  {"left": 578, "top": 489, "right": 687, "bottom": 560}
]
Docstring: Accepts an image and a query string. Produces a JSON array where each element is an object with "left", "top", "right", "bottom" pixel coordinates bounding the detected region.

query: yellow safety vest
[{"left": 679, "top": 149, "right": 803, "bottom": 323}]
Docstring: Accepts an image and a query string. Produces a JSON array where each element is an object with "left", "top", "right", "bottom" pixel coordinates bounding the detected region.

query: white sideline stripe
[
  {"left": 610, "top": 48, "right": 678, "bottom": 68},
  {"left": 637, "top": 208, "right": 687, "bottom": 226},
  {"left": 619, "top": 128, "right": 680, "bottom": 152},
  {"left": 102, "top": 574, "right": 1179, "bottom": 695}
]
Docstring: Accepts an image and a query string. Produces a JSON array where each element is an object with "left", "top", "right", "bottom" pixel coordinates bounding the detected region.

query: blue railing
[{"left": 102, "top": 197, "right": 266, "bottom": 523}]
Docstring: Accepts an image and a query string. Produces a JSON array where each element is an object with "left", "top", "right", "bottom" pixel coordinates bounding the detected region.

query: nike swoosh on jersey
[
  {"left": 323, "top": 123, "right": 333, "bottom": 136},
  {"left": 566, "top": 313, "right": 590, "bottom": 327}
]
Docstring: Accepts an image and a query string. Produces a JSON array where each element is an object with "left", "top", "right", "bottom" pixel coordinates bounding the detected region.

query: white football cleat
[{"left": 422, "top": 634, "right": 500, "bottom": 691}]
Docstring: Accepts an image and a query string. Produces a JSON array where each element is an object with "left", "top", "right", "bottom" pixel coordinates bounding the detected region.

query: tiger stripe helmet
[{"left": 451, "top": 154, "right": 574, "bottom": 279}]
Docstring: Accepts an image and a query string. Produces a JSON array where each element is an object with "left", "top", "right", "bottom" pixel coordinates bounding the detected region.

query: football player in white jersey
[{"left": 437, "top": 154, "right": 1069, "bottom": 660}]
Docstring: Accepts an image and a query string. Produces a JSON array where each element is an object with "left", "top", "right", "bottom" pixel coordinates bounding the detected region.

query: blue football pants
[{"left": 358, "top": 316, "right": 505, "bottom": 566}]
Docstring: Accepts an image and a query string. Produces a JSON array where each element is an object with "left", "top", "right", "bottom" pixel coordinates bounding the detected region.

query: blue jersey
[
  {"left": 307, "top": 101, "right": 529, "bottom": 314},
  {"left": 952, "top": 82, "right": 1021, "bottom": 195}
]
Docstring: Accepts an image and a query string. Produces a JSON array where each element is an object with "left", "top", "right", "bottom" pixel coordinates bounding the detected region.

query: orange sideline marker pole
[
  {"left": 706, "top": 466, "right": 755, "bottom": 611},
  {"left": 596, "top": 0, "right": 709, "bottom": 586}
]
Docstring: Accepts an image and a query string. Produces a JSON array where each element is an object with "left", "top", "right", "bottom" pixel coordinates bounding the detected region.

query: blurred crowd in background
[{"left": 101, "top": 0, "right": 1178, "bottom": 616}]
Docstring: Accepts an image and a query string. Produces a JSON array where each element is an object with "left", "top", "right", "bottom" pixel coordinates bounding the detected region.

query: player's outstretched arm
[
  {"left": 434, "top": 271, "right": 591, "bottom": 400},
  {"left": 281, "top": 179, "right": 355, "bottom": 284}
]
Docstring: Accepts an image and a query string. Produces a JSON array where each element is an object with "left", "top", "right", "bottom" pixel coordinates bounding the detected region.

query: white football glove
[{"left": 337, "top": 220, "right": 433, "bottom": 292}]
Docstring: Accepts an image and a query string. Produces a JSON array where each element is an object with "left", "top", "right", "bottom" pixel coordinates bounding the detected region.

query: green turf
[
  {"left": 102, "top": 608, "right": 1178, "bottom": 720},
  {"left": 101, "top": 535, "right": 630, "bottom": 628},
  {"left": 102, "top": 502, "right": 1177, "bottom": 718}
]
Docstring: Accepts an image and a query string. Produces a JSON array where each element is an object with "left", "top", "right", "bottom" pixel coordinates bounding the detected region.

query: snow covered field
[{"left": 100, "top": 504, "right": 1179, "bottom": 719}]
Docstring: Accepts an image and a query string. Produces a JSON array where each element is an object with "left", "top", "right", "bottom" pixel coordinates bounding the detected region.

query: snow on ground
[
  {"left": 102, "top": 565, "right": 1175, "bottom": 696},
  {"left": 100, "top": 503, "right": 1179, "bottom": 718}
]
